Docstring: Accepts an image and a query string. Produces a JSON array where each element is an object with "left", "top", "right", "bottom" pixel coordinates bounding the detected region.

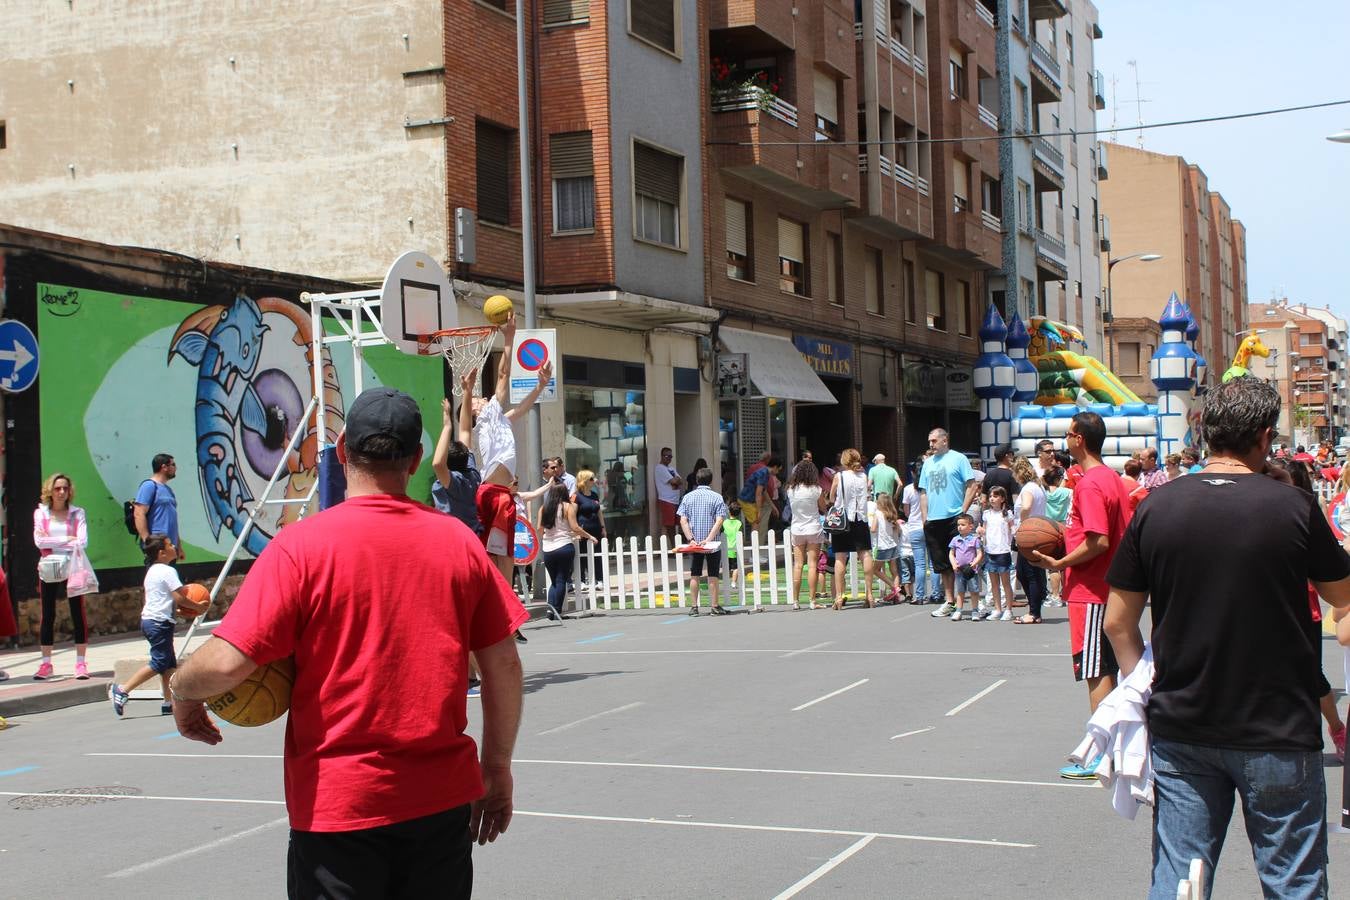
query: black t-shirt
[
  {"left": 982, "top": 466, "right": 1018, "bottom": 500},
  {"left": 1107, "top": 474, "right": 1350, "bottom": 751}
]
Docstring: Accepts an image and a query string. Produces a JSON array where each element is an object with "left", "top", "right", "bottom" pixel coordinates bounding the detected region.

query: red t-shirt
[
  {"left": 1063, "top": 464, "right": 1132, "bottom": 605},
  {"left": 214, "top": 493, "right": 528, "bottom": 832}
]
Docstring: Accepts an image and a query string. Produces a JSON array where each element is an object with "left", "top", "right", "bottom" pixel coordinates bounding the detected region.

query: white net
[{"left": 423, "top": 327, "right": 498, "bottom": 398}]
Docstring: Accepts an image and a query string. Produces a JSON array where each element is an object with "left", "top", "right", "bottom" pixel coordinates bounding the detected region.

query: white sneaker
[
  {"left": 932, "top": 603, "right": 955, "bottom": 618},
  {"left": 1000, "top": 609, "right": 1012, "bottom": 621},
  {"left": 950, "top": 609, "right": 962, "bottom": 621}
]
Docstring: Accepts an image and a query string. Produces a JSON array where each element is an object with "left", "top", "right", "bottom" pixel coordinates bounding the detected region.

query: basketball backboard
[{"left": 379, "top": 251, "right": 457, "bottom": 355}]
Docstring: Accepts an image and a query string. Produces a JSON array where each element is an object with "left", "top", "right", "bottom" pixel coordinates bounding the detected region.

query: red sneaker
[{"left": 33, "top": 661, "right": 54, "bottom": 680}]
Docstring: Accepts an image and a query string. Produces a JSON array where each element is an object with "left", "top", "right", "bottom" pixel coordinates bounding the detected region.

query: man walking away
[
  {"left": 1105, "top": 378, "right": 1350, "bottom": 900},
  {"left": 867, "top": 454, "right": 900, "bottom": 502},
  {"left": 169, "top": 387, "right": 528, "bottom": 898},
  {"left": 134, "top": 453, "right": 183, "bottom": 561}
]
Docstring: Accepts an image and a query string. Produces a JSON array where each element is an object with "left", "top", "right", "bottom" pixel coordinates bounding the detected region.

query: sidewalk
[{"left": 0, "top": 626, "right": 163, "bottom": 719}]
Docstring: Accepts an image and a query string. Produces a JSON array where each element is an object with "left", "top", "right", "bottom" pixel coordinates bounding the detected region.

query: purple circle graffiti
[{"left": 242, "top": 368, "right": 304, "bottom": 478}]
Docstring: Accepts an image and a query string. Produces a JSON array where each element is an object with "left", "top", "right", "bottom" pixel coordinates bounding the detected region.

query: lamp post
[{"left": 1105, "top": 252, "right": 1163, "bottom": 370}]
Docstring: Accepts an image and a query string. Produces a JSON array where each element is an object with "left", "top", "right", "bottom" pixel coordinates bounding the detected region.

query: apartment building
[
  {"left": 1248, "top": 301, "right": 1346, "bottom": 445},
  {"left": 1099, "top": 143, "right": 1249, "bottom": 390}
]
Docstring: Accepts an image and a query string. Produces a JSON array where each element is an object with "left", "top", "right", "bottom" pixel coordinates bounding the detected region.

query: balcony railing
[
  {"left": 711, "top": 88, "right": 799, "bottom": 127},
  {"left": 1034, "top": 227, "right": 1068, "bottom": 264},
  {"left": 1097, "top": 142, "right": 1109, "bottom": 180},
  {"left": 981, "top": 209, "right": 1001, "bottom": 231},
  {"left": 1029, "top": 41, "right": 1061, "bottom": 86},
  {"left": 977, "top": 104, "right": 999, "bottom": 130},
  {"left": 894, "top": 162, "right": 918, "bottom": 190},
  {"left": 877, "top": 154, "right": 894, "bottom": 177},
  {"left": 974, "top": 2, "right": 996, "bottom": 27},
  {"left": 1033, "top": 136, "right": 1065, "bottom": 172},
  {"left": 917, "top": 174, "right": 930, "bottom": 196},
  {"left": 1093, "top": 70, "right": 1106, "bottom": 109}
]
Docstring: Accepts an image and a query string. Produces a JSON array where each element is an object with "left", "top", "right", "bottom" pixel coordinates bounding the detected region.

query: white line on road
[
  {"left": 540, "top": 649, "right": 1061, "bottom": 657},
  {"left": 86, "top": 752, "right": 282, "bottom": 759},
  {"left": 537, "top": 702, "right": 643, "bottom": 736},
  {"left": 514, "top": 758, "right": 1091, "bottom": 790},
  {"left": 772, "top": 834, "right": 877, "bottom": 900},
  {"left": 890, "top": 610, "right": 930, "bottom": 623},
  {"left": 780, "top": 640, "right": 835, "bottom": 658},
  {"left": 889, "top": 727, "right": 936, "bottom": 741},
  {"left": 945, "top": 679, "right": 1007, "bottom": 717},
  {"left": 0, "top": 790, "right": 283, "bottom": 805},
  {"left": 792, "top": 678, "right": 869, "bottom": 711},
  {"left": 107, "top": 817, "right": 288, "bottom": 878},
  {"left": 514, "top": 810, "right": 1033, "bottom": 848}
]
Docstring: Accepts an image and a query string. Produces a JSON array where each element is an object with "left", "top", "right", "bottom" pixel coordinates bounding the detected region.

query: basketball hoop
[{"left": 419, "top": 326, "right": 498, "bottom": 397}]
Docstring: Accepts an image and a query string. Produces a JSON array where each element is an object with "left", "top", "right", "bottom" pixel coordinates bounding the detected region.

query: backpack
[{"left": 124, "top": 480, "right": 157, "bottom": 538}]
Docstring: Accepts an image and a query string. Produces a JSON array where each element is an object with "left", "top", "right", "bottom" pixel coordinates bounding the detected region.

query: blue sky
[{"left": 1093, "top": 1, "right": 1350, "bottom": 320}]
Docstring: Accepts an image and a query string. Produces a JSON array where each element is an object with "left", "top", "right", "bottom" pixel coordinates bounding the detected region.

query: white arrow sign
[{"left": 0, "top": 340, "right": 34, "bottom": 373}]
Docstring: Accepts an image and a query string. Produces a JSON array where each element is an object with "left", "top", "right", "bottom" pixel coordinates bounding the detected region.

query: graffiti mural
[{"left": 38, "top": 283, "right": 442, "bottom": 571}]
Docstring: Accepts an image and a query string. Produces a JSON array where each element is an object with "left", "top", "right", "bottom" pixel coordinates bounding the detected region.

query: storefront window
[
  {"left": 565, "top": 387, "right": 647, "bottom": 540},
  {"left": 769, "top": 398, "right": 788, "bottom": 468}
]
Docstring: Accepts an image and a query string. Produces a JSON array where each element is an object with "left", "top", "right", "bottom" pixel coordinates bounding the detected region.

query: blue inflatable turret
[
  {"left": 1183, "top": 305, "right": 1208, "bottom": 389},
  {"left": 973, "top": 304, "right": 1017, "bottom": 462},
  {"left": 1005, "top": 312, "right": 1039, "bottom": 404},
  {"left": 1151, "top": 292, "right": 1197, "bottom": 453}
]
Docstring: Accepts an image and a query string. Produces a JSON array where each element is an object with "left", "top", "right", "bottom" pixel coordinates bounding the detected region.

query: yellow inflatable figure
[
  {"left": 1222, "top": 332, "right": 1270, "bottom": 382},
  {"left": 1027, "top": 317, "right": 1143, "bottom": 406}
]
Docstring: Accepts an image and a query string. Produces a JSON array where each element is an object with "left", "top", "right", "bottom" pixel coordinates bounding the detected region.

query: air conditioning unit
[{"left": 1099, "top": 215, "right": 1111, "bottom": 253}]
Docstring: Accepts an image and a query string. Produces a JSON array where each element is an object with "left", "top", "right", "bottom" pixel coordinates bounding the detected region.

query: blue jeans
[
  {"left": 1149, "top": 738, "right": 1328, "bottom": 900},
  {"left": 907, "top": 532, "right": 939, "bottom": 601}
]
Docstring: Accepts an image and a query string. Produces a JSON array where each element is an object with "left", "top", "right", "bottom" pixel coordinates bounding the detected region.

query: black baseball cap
[{"left": 344, "top": 388, "right": 422, "bottom": 458}]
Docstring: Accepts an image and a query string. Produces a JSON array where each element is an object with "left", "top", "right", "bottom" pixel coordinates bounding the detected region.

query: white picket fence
[{"left": 535, "top": 529, "right": 883, "bottom": 611}]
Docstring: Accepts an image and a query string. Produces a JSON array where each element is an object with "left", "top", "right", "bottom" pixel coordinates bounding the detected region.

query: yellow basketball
[
  {"left": 206, "top": 656, "right": 295, "bottom": 727},
  {"left": 483, "top": 294, "right": 514, "bottom": 326}
]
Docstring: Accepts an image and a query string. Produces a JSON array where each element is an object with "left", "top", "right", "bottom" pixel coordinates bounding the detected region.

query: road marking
[
  {"left": 540, "top": 649, "right": 1061, "bottom": 657},
  {"left": 660, "top": 615, "right": 693, "bottom": 625},
  {"left": 0, "top": 790, "right": 283, "bottom": 805},
  {"left": 514, "top": 758, "right": 1090, "bottom": 790},
  {"left": 107, "top": 816, "right": 288, "bottom": 878},
  {"left": 889, "top": 727, "right": 935, "bottom": 741},
  {"left": 780, "top": 640, "right": 834, "bottom": 658},
  {"left": 0, "top": 765, "right": 38, "bottom": 777},
  {"left": 537, "top": 702, "right": 643, "bottom": 736},
  {"left": 87, "top": 752, "right": 282, "bottom": 759},
  {"left": 513, "top": 810, "right": 1033, "bottom": 848},
  {"left": 945, "top": 679, "right": 1008, "bottom": 717},
  {"left": 792, "top": 679, "right": 868, "bottom": 711},
  {"left": 575, "top": 632, "right": 624, "bottom": 645},
  {"left": 890, "top": 610, "right": 929, "bottom": 623},
  {"left": 773, "top": 834, "right": 877, "bottom": 900},
  {"left": 153, "top": 732, "right": 181, "bottom": 741}
]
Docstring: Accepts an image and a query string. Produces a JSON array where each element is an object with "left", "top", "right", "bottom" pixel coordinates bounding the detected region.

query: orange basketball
[
  {"left": 205, "top": 656, "right": 295, "bottom": 727},
  {"left": 176, "top": 583, "right": 210, "bottom": 619},
  {"left": 1016, "top": 516, "right": 1066, "bottom": 566}
]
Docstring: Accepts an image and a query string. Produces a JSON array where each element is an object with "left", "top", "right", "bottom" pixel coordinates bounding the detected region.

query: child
[
  {"left": 110, "top": 535, "right": 205, "bottom": 716},
  {"left": 947, "top": 514, "right": 984, "bottom": 621},
  {"left": 979, "top": 486, "right": 1015, "bottom": 621},
  {"left": 1042, "top": 467, "right": 1072, "bottom": 607},
  {"left": 724, "top": 502, "right": 744, "bottom": 590},
  {"left": 869, "top": 493, "right": 905, "bottom": 603}
]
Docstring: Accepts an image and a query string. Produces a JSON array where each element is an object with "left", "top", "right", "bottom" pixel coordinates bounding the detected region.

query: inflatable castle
[{"left": 973, "top": 293, "right": 1199, "bottom": 469}]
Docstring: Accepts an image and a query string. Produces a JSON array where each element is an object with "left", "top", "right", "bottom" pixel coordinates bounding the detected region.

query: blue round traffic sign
[
  {"left": 516, "top": 339, "right": 548, "bottom": 372},
  {"left": 513, "top": 515, "right": 539, "bottom": 565},
  {"left": 0, "top": 320, "right": 39, "bottom": 394}
]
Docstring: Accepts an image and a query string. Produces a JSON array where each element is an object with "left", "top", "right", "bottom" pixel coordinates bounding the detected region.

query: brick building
[{"left": 1248, "top": 301, "right": 1348, "bottom": 445}]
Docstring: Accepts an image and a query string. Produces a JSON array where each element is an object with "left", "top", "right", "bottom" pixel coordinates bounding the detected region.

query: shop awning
[
  {"left": 719, "top": 327, "right": 838, "bottom": 404},
  {"left": 538, "top": 289, "right": 719, "bottom": 330}
]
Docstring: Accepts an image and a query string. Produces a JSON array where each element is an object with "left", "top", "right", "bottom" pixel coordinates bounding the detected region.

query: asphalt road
[{"left": 1, "top": 603, "right": 1346, "bottom": 899}]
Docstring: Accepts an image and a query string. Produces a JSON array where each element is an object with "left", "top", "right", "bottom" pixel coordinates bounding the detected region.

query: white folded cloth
[{"left": 1069, "top": 644, "right": 1155, "bottom": 820}]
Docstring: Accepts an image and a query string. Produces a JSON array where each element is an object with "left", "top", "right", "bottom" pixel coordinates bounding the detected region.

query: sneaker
[
  {"left": 931, "top": 603, "right": 955, "bottom": 618},
  {"left": 1000, "top": 609, "right": 1013, "bottom": 622},
  {"left": 161, "top": 703, "right": 173, "bottom": 716},
  {"left": 688, "top": 605, "right": 700, "bottom": 616},
  {"left": 514, "top": 630, "right": 528, "bottom": 644},
  {"left": 75, "top": 661, "right": 90, "bottom": 680},
  {"left": 33, "top": 661, "right": 54, "bottom": 681},
  {"left": 467, "top": 679, "right": 481, "bottom": 698},
  {"left": 0, "top": 670, "right": 8, "bottom": 682},
  {"left": 711, "top": 605, "right": 729, "bottom": 616},
  {"left": 1059, "top": 755, "right": 1103, "bottom": 780},
  {"left": 111, "top": 685, "right": 129, "bottom": 717},
  {"left": 1332, "top": 724, "right": 1347, "bottom": 761},
  {"left": 950, "top": 609, "right": 962, "bottom": 621}
]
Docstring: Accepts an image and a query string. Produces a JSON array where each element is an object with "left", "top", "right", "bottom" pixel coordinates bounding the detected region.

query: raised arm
[
  {"left": 458, "top": 367, "right": 476, "bottom": 447},
  {"left": 494, "top": 317, "right": 515, "bottom": 407},
  {"left": 432, "top": 398, "right": 455, "bottom": 489}
]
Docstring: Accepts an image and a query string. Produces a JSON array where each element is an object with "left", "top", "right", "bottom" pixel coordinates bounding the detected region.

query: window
[
  {"left": 478, "top": 0, "right": 510, "bottom": 11},
  {"left": 1014, "top": 81, "right": 1028, "bottom": 131},
  {"left": 911, "top": 11, "right": 926, "bottom": 63},
  {"left": 551, "top": 132, "right": 594, "bottom": 232},
  {"left": 543, "top": 0, "right": 589, "bottom": 25},
  {"left": 1017, "top": 179, "right": 1032, "bottom": 230},
  {"left": 952, "top": 159, "right": 970, "bottom": 212},
  {"left": 865, "top": 247, "right": 883, "bottom": 315},
  {"left": 814, "top": 71, "right": 840, "bottom": 141},
  {"left": 476, "top": 120, "right": 513, "bottom": 225},
  {"left": 1301, "top": 332, "right": 1323, "bottom": 346},
  {"left": 916, "top": 129, "right": 931, "bottom": 182},
  {"left": 0, "top": 121, "right": 6, "bottom": 150},
  {"left": 630, "top": 0, "right": 676, "bottom": 53},
  {"left": 778, "top": 217, "right": 809, "bottom": 296},
  {"left": 1119, "top": 342, "right": 1141, "bottom": 376},
  {"left": 957, "top": 280, "right": 972, "bottom": 336},
  {"left": 925, "top": 269, "right": 946, "bottom": 331},
  {"left": 633, "top": 141, "right": 682, "bottom": 247},
  {"left": 896, "top": 120, "right": 917, "bottom": 171},
  {"left": 981, "top": 176, "right": 1001, "bottom": 217},
  {"left": 949, "top": 48, "right": 967, "bottom": 101},
  {"left": 826, "top": 232, "right": 843, "bottom": 305},
  {"left": 1065, "top": 32, "right": 1074, "bottom": 66},
  {"left": 726, "top": 198, "right": 752, "bottom": 280},
  {"left": 903, "top": 259, "right": 917, "bottom": 323},
  {"left": 565, "top": 384, "right": 647, "bottom": 540}
]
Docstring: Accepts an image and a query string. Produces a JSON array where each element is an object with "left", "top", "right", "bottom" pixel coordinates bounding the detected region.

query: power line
[{"left": 706, "top": 98, "right": 1350, "bottom": 148}]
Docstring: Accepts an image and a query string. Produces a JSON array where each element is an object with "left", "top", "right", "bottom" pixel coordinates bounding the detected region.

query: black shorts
[
  {"left": 688, "top": 551, "right": 722, "bottom": 579},
  {"left": 288, "top": 804, "right": 472, "bottom": 900},
  {"left": 830, "top": 519, "right": 872, "bottom": 554},
  {"left": 923, "top": 517, "right": 960, "bottom": 573}
]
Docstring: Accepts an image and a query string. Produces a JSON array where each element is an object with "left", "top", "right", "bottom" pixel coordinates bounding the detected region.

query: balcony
[
  {"left": 981, "top": 209, "right": 1001, "bottom": 232},
  {"left": 945, "top": 209, "right": 1001, "bottom": 267},
  {"left": 978, "top": 104, "right": 999, "bottom": 130},
  {"left": 1032, "top": 136, "right": 1065, "bottom": 191},
  {"left": 1028, "top": 0, "right": 1068, "bottom": 20},
  {"left": 975, "top": 2, "right": 996, "bottom": 28},
  {"left": 1029, "top": 42, "right": 1062, "bottom": 102},
  {"left": 1034, "top": 227, "right": 1068, "bottom": 280},
  {"left": 1097, "top": 142, "right": 1109, "bottom": 180},
  {"left": 1093, "top": 70, "right": 1107, "bottom": 110},
  {"left": 952, "top": 0, "right": 996, "bottom": 59},
  {"left": 713, "top": 92, "right": 855, "bottom": 209},
  {"left": 712, "top": 88, "right": 798, "bottom": 126},
  {"left": 708, "top": 0, "right": 795, "bottom": 49},
  {"left": 815, "top": 0, "right": 854, "bottom": 77}
]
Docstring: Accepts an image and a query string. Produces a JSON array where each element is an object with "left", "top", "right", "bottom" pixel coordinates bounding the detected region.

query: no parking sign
[
  {"left": 509, "top": 328, "right": 558, "bottom": 404},
  {"left": 514, "top": 515, "right": 539, "bottom": 565}
]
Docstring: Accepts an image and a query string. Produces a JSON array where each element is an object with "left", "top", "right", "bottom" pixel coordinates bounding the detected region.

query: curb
[{"left": 0, "top": 681, "right": 112, "bottom": 718}]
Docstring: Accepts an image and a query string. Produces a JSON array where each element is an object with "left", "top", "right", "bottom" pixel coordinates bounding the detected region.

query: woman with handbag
[
  {"left": 825, "top": 448, "right": 876, "bottom": 610},
  {"left": 33, "top": 472, "right": 94, "bottom": 680}
]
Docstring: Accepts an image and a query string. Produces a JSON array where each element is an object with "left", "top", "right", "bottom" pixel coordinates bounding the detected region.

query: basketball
[
  {"left": 483, "top": 294, "right": 513, "bottom": 325},
  {"left": 176, "top": 582, "right": 210, "bottom": 619},
  {"left": 205, "top": 656, "right": 295, "bottom": 727},
  {"left": 1017, "top": 516, "right": 1065, "bottom": 566}
]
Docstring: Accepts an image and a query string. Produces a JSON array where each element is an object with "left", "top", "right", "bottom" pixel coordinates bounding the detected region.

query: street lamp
[
  {"left": 1105, "top": 252, "right": 1163, "bottom": 370},
  {"left": 1327, "top": 128, "right": 1350, "bottom": 143}
]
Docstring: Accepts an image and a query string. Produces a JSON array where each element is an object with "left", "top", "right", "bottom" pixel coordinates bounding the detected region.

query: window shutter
[
  {"left": 634, "top": 142, "right": 680, "bottom": 205},
  {"left": 864, "top": 249, "right": 879, "bottom": 312},
  {"left": 543, "top": 0, "right": 588, "bottom": 24},
  {"left": 953, "top": 161, "right": 969, "bottom": 202},
  {"left": 813, "top": 71, "right": 838, "bottom": 125},
  {"left": 725, "top": 199, "right": 748, "bottom": 257},
  {"left": 475, "top": 122, "right": 511, "bottom": 225},
  {"left": 630, "top": 0, "right": 676, "bottom": 51},
  {"left": 550, "top": 132, "right": 593, "bottom": 179},
  {"left": 777, "top": 217, "right": 804, "bottom": 263}
]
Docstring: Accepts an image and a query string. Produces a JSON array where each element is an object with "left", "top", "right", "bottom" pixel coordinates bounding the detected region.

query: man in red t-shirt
[
  {"left": 1032, "top": 411, "right": 1132, "bottom": 780},
  {"left": 168, "top": 388, "right": 528, "bottom": 898}
]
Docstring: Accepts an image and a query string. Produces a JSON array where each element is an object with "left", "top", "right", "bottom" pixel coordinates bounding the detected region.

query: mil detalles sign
[{"left": 793, "top": 335, "right": 853, "bottom": 378}]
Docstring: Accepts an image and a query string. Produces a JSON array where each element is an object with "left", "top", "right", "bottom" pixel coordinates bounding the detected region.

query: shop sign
[
  {"left": 946, "top": 365, "right": 977, "bottom": 410},
  {"left": 793, "top": 335, "right": 853, "bottom": 378},
  {"left": 902, "top": 356, "right": 945, "bottom": 407}
]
